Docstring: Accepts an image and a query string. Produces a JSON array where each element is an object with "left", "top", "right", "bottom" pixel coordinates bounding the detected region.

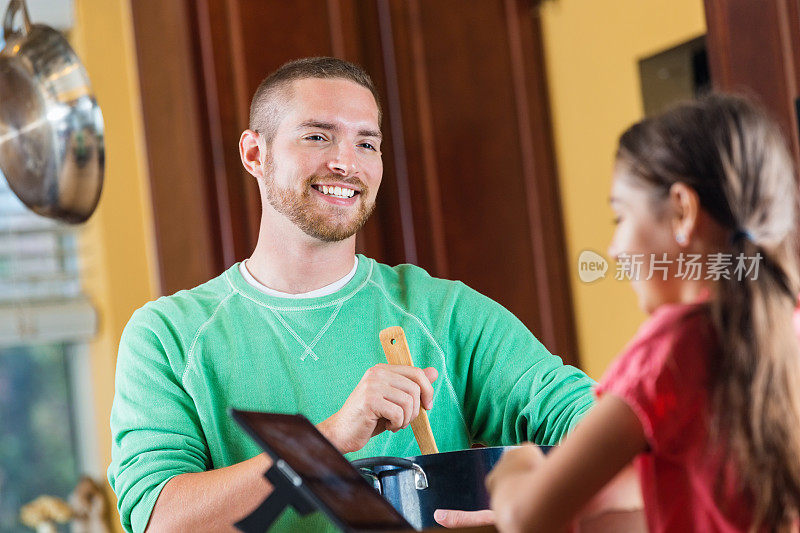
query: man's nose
[{"left": 327, "top": 143, "right": 357, "bottom": 176}]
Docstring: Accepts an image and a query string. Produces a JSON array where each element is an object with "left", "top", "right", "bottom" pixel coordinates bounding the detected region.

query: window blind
[{"left": 0, "top": 173, "right": 97, "bottom": 346}]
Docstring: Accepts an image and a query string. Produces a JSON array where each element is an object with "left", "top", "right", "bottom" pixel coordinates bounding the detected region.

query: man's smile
[{"left": 311, "top": 183, "right": 360, "bottom": 199}]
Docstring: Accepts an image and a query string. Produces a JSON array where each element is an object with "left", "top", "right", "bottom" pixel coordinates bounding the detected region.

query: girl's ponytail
[{"left": 712, "top": 235, "right": 800, "bottom": 528}]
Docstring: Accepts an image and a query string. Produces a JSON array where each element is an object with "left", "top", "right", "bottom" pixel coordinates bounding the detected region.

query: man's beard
[{"left": 264, "top": 168, "right": 376, "bottom": 242}]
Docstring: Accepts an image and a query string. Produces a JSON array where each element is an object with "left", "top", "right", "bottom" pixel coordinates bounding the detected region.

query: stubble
[{"left": 263, "top": 160, "right": 376, "bottom": 242}]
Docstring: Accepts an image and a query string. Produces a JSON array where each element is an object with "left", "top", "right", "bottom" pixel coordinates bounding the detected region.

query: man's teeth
[{"left": 319, "top": 185, "right": 356, "bottom": 198}]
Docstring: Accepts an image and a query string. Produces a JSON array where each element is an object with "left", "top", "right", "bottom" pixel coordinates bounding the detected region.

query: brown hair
[
  {"left": 249, "top": 57, "right": 381, "bottom": 145},
  {"left": 617, "top": 94, "right": 800, "bottom": 530}
]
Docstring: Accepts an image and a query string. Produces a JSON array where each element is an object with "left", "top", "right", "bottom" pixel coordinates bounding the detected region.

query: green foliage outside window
[{"left": 0, "top": 344, "right": 80, "bottom": 532}]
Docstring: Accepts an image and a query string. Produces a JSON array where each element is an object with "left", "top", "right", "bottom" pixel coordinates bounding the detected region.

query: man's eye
[
  {"left": 305, "top": 134, "right": 325, "bottom": 141},
  {"left": 358, "top": 142, "right": 377, "bottom": 151}
]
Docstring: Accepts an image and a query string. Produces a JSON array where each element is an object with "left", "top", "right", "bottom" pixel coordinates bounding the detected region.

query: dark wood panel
[
  {"left": 352, "top": 0, "right": 415, "bottom": 266},
  {"left": 195, "top": 0, "right": 255, "bottom": 263},
  {"left": 380, "top": 0, "right": 577, "bottom": 358},
  {"left": 508, "top": 0, "right": 578, "bottom": 361},
  {"left": 232, "top": 0, "right": 337, "bottom": 103},
  {"left": 704, "top": 0, "right": 800, "bottom": 165},
  {"left": 415, "top": 0, "right": 543, "bottom": 329},
  {"left": 130, "top": 0, "right": 221, "bottom": 294},
  {"left": 356, "top": 0, "right": 419, "bottom": 266},
  {"left": 382, "top": 0, "right": 451, "bottom": 274}
]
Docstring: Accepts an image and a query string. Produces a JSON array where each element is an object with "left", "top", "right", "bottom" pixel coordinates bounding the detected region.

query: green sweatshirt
[{"left": 108, "top": 255, "right": 594, "bottom": 532}]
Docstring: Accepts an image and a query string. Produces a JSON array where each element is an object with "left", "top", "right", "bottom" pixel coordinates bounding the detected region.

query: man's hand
[
  {"left": 433, "top": 509, "right": 495, "bottom": 528},
  {"left": 318, "top": 364, "right": 438, "bottom": 454}
]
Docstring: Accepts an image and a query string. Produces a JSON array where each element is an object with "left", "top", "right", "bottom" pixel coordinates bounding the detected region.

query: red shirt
[{"left": 595, "top": 303, "right": 754, "bottom": 532}]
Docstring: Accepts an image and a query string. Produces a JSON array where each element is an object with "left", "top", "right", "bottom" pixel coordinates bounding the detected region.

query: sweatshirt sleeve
[
  {"left": 107, "top": 307, "right": 210, "bottom": 533},
  {"left": 449, "top": 283, "right": 595, "bottom": 446}
]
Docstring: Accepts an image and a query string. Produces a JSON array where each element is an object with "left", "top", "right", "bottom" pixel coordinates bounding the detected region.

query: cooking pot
[
  {"left": 0, "top": 0, "right": 104, "bottom": 223},
  {"left": 352, "top": 445, "right": 552, "bottom": 530}
]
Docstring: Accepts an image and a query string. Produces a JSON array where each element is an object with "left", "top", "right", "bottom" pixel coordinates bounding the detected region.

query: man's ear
[
  {"left": 668, "top": 182, "right": 700, "bottom": 246},
  {"left": 240, "top": 129, "right": 266, "bottom": 179}
]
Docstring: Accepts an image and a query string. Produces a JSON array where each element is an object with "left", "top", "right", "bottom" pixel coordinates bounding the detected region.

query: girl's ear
[{"left": 668, "top": 182, "right": 700, "bottom": 247}]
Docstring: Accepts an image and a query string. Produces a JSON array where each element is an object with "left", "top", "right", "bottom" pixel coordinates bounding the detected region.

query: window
[
  {"left": 0, "top": 4, "right": 98, "bottom": 530},
  {"left": 0, "top": 170, "right": 97, "bottom": 532}
]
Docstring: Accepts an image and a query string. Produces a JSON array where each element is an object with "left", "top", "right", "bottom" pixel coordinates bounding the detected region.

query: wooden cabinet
[
  {"left": 705, "top": 0, "right": 800, "bottom": 166},
  {"left": 131, "top": 0, "right": 579, "bottom": 365}
]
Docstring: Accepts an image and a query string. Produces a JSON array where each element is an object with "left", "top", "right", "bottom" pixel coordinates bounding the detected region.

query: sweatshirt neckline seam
[{"left": 224, "top": 259, "right": 374, "bottom": 311}]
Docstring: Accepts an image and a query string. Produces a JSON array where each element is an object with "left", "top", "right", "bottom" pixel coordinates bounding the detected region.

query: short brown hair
[{"left": 248, "top": 57, "right": 382, "bottom": 145}]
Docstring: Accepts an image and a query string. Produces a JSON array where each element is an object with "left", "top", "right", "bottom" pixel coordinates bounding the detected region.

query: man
[{"left": 108, "top": 57, "right": 595, "bottom": 532}]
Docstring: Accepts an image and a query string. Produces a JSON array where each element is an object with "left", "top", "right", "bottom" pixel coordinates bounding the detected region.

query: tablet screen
[{"left": 232, "top": 410, "right": 413, "bottom": 531}]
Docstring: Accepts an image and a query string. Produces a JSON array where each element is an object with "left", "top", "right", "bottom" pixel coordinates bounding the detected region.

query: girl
[{"left": 487, "top": 95, "right": 800, "bottom": 532}]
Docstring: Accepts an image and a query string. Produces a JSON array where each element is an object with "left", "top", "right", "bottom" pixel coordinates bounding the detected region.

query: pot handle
[
  {"left": 3, "top": 0, "right": 32, "bottom": 40},
  {"left": 351, "top": 456, "right": 429, "bottom": 490},
  {"left": 358, "top": 468, "right": 382, "bottom": 494}
]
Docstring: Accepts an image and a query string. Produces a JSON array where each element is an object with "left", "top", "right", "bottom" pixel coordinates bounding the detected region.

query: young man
[{"left": 108, "top": 57, "right": 595, "bottom": 532}]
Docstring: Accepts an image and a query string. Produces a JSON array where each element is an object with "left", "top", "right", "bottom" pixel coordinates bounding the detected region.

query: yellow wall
[
  {"left": 71, "top": 0, "right": 157, "bottom": 527},
  {"left": 539, "top": 0, "right": 706, "bottom": 378}
]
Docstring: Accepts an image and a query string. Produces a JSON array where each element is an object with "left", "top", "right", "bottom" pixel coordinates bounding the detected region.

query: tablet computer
[{"left": 231, "top": 409, "right": 414, "bottom": 532}]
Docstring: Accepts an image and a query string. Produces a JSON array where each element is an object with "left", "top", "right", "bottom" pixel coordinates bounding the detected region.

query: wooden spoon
[{"left": 379, "top": 326, "right": 439, "bottom": 455}]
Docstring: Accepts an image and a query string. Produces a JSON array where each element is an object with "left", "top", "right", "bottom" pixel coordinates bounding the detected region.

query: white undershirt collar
[{"left": 239, "top": 256, "right": 359, "bottom": 299}]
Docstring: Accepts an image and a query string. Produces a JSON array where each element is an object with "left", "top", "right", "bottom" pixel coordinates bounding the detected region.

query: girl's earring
[{"left": 676, "top": 233, "right": 687, "bottom": 245}]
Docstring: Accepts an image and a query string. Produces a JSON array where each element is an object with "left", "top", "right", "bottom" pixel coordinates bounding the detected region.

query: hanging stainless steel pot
[{"left": 0, "top": 0, "right": 104, "bottom": 223}]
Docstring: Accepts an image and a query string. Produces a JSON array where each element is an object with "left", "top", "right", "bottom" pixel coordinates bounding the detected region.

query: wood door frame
[{"left": 705, "top": 0, "right": 800, "bottom": 166}]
